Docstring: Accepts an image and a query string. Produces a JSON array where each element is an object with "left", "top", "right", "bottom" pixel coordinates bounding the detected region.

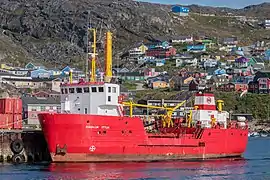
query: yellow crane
[{"left": 122, "top": 100, "right": 186, "bottom": 128}]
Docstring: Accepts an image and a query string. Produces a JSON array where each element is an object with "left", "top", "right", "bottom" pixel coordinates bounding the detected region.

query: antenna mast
[{"left": 89, "top": 28, "right": 97, "bottom": 82}]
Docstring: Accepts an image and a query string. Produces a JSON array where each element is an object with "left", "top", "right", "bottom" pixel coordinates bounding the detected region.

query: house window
[
  {"left": 108, "top": 96, "right": 111, "bottom": 102},
  {"left": 83, "top": 87, "right": 89, "bottom": 93},
  {"left": 112, "top": 87, "right": 116, "bottom": 93},
  {"left": 57, "top": 106, "right": 61, "bottom": 113},
  {"left": 98, "top": 87, "right": 104, "bottom": 92},
  {"left": 108, "top": 87, "right": 111, "bottom": 93},
  {"left": 76, "top": 88, "right": 82, "bottom": 93},
  {"left": 69, "top": 88, "right": 75, "bottom": 93},
  {"left": 31, "top": 107, "right": 37, "bottom": 111},
  {"left": 41, "top": 106, "right": 45, "bottom": 111},
  {"left": 91, "top": 87, "right": 97, "bottom": 92},
  {"left": 65, "top": 89, "right": 68, "bottom": 94}
]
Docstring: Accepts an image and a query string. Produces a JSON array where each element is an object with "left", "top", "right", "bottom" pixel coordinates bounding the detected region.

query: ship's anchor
[{"left": 56, "top": 144, "right": 67, "bottom": 156}]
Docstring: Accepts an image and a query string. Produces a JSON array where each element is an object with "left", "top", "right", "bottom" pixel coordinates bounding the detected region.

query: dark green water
[{"left": 0, "top": 138, "right": 270, "bottom": 180}]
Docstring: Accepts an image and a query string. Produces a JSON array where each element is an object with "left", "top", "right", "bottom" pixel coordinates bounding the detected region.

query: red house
[
  {"left": 146, "top": 47, "right": 176, "bottom": 58},
  {"left": 234, "top": 83, "right": 248, "bottom": 92}
]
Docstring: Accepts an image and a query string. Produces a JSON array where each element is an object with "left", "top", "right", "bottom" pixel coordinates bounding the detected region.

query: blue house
[
  {"left": 61, "top": 66, "right": 72, "bottom": 76},
  {"left": 172, "top": 6, "right": 190, "bottom": 16},
  {"left": 214, "top": 68, "right": 226, "bottom": 75},
  {"left": 31, "top": 69, "right": 51, "bottom": 78},
  {"left": 265, "top": 49, "right": 270, "bottom": 61},
  {"left": 187, "top": 44, "right": 206, "bottom": 52},
  {"left": 145, "top": 41, "right": 170, "bottom": 50}
]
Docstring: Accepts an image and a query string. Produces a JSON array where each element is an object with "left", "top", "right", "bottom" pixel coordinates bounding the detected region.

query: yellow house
[
  {"left": 152, "top": 81, "right": 170, "bottom": 89},
  {"left": 138, "top": 44, "right": 148, "bottom": 54},
  {"left": 1, "top": 64, "right": 13, "bottom": 70}
]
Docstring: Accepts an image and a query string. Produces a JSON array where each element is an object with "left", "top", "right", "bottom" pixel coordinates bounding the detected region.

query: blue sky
[{"left": 138, "top": 0, "right": 270, "bottom": 8}]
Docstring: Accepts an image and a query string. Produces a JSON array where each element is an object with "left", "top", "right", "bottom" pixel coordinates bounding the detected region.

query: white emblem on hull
[{"left": 89, "top": 146, "right": 96, "bottom": 152}]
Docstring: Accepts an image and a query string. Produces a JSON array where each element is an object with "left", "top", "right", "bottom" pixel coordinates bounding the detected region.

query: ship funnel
[
  {"left": 194, "top": 92, "right": 216, "bottom": 110},
  {"left": 104, "top": 31, "right": 113, "bottom": 83}
]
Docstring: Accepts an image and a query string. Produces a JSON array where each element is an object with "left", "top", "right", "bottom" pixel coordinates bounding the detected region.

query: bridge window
[
  {"left": 61, "top": 89, "right": 64, "bottom": 94},
  {"left": 83, "top": 87, "right": 89, "bottom": 93},
  {"left": 84, "top": 108, "right": 88, "bottom": 114},
  {"left": 91, "top": 87, "right": 97, "bottom": 92},
  {"left": 76, "top": 88, "right": 82, "bottom": 93},
  {"left": 108, "top": 96, "right": 111, "bottom": 102},
  {"left": 112, "top": 87, "right": 116, "bottom": 93},
  {"left": 108, "top": 87, "right": 111, "bottom": 93},
  {"left": 64, "top": 89, "right": 68, "bottom": 94},
  {"left": 98, "top": 87, "right": 104, "bottom": 92},
  {"left": 69, "top": 88, "right": 75, "bottom": 93}
]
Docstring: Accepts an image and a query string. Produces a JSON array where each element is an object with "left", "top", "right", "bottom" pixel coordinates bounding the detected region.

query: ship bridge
[{"left": 60, "top": 81, "right": 122, "bottom": 116}]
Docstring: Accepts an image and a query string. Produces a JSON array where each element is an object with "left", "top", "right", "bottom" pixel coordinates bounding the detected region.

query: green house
[{"left": 118, "top": 72, "right": 145, "bottom": 81}]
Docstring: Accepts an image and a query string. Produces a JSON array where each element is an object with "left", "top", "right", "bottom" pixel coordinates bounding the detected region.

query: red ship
[{"left": 38, "top": 29, "right": 248, "bottom": 163}]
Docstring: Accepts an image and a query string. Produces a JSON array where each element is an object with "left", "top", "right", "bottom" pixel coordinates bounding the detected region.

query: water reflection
[{"left": 45, "top": 158, "right": 247, "bottom": 180}]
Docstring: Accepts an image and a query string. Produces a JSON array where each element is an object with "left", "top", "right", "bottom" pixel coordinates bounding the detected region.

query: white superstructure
[{"left": 60, "top": 81, "right": 123, "bottom": 116}]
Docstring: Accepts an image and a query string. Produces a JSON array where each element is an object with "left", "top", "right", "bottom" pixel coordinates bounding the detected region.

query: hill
[{"left": 0, "top": 0, "right": 269, "bottom": 68}]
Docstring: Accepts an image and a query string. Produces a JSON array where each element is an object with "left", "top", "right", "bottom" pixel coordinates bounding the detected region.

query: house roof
[{"left": 22, "top": 96, "right": 60, "bottom": 106}]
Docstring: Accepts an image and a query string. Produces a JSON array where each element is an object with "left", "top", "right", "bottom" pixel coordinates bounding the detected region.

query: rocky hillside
[{"left": 0, "top": 0, "right": 269, "bottom": 68}]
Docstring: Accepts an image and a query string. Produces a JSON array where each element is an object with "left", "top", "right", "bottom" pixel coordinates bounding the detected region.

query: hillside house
[
  {"left": 152, "top": 80, "right": 170, "bottom": 89},
  {"left": 137, "top": 56, "right": 156, "bottom": 65},
  {"left": 0, "top": 64, "right": 14, "bottom": 70},
  {"left": 144, "top": 68, "right": 160, "bottom": 77},
  {"left": 222, "top": 37, "right": 238, "bottom": 52},
  {"left": 8, "top": 68, "right": 29, "bottom": 76},
  {"left": 264, "top": 20, "right": 270, "bottom": 29},
  {"left": 209, "top": 75, "right": 230, "bottom": 88},
  {"left": 189, "top": 79, "right": 207, "bottom": 91},
  {"left": 234, "top": 83, "right": 248, "bottom": 92},
  {"left": 218, "top": 83, "right": 235, "bottom": 92},
  {"left": 2, "top": 77, "right": 52, "bottom": 89},
  {"left": 252, "top": 71, "right": 270, "bottom": 93},
  {"left": 129, "top": 47, "right": 145, "bottom": 58},
  {"left": 200, "top": 53, "right": 211, "bottom": 62},
  {"left": 25, "top": 62, "right": 45, "bottom": 70},
  {"left": 172, "top": 6, "right": 190, "bottom": 16},
  {"left": 146, "top": 47, "right": 176, "bottom": 58},
  {"left": 171, "top": 36, "right": 193, "bottom": 44},
  {"left": 175, "top": 56, "right": 198, "bottom": 67},
  {"left": 187, "top": 44, "right": 206, "bottom": 53},
  {"left": 202, "top": 59, "right": 218, "bottom": 69},
  {"left": 235, "top": 57, "right": 249, "bottom": 68},
  {"left": 48, "top": 68, "right": 62, "bottom": 77},
  {"left": 264, "top": 49, "right": 270, "bottom": 61},
  {"left": 118, "top": 72, "right": 145, "bottom": 81},
  {"left": 145, "top": 41, "right": 170, "bottom": 50},
  {"left": 30, "top": 69, "right": 51, "bottom": 78}
]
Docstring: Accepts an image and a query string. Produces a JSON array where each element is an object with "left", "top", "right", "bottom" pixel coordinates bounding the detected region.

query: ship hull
[
  {"left": 50, "top": 153, "right": 243, "bottom": 163},
  {"left": 38, "top": 113, "right": 248, "bottom": 163}
]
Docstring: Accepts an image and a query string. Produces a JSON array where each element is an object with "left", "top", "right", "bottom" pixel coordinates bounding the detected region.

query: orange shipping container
[
  {"left": 0, "top": 99, "right": 13, "bottom": 114},
  {"left": 13, "top": 98, "right": 22, "bottom": 114},
  {"left": 13, "top": 114, "right": 23, "bottom": 130},
  {"left": 0, "top": 114, "right": 13, "bottom": 129}
]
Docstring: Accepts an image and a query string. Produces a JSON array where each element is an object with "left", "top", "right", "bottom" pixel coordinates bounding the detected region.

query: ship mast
[
  {"left": 104, "top": 31, "right": 113, "bottom": 82},
  {"left": 88, "top": 28, "right": 97, "bottom": 82}
]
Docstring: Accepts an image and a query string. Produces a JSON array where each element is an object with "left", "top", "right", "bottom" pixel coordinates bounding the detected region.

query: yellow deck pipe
[
  {"left": 129, "top": 101, "right": 133, "bottom": 117},
  {"left": 105, "top": 31, "right": 113, "bottom": 82},
  {"left": 69, "top": 69, "right": 73, "bottom": 84},
  {"left": 90, "top": 28, "right": 96, "bottom": 82},
  {"left": 188, "top": 110, "right": 192, "bottom": 128},
  {"left": 217, "top": 100, "right": 224, "bottom": 112}
]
